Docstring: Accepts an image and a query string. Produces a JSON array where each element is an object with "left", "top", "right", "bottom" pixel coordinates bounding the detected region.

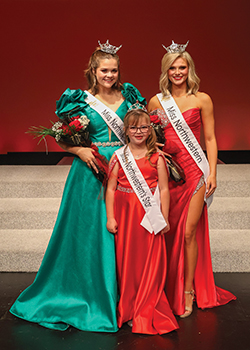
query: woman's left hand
[{"left": 206, "top": 174, "right": 217, "bottom": 198}]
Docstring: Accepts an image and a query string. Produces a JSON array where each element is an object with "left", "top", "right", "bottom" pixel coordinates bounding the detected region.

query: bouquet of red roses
[{"left": 27, "top": 114, "right": 109, "bottom": 185}]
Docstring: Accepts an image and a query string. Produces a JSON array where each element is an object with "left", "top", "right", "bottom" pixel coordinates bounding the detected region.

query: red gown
[
  {"left": 110, "top": 152, "right": 179, "bottom": 334},
  {"left": 151, "top": 108, "right": 236, "bottom": 316}
]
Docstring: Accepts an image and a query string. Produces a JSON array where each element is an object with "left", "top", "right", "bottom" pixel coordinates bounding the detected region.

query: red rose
[
  {"left": 150, "top": 114, "right": 161, "bottom": 125},
  {"left": 60, "top": 124, "right": 72, "bottom": 135},
  {"left": 69, "top": 119, "right": 83, "bottom": 132}
]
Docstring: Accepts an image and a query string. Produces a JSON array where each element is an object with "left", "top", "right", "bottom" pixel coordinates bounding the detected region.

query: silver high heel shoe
[{"left": 180, "top": 290, "right": 195, "bottom": 318}]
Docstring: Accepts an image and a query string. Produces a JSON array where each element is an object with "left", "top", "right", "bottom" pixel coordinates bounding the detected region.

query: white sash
[
  {"left": 84, "top": 91, "right": 126, "bottom": 145},
  {"left": 115, "top": 146, "right": 167, "bottom": 235},
  {"left": 157, "top": 93, "right": 213, "bottom": 207}
]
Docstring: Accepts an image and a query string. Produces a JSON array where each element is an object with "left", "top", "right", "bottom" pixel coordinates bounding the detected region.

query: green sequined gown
[{"left": 10, "top": 83, "right": 146, "bottom": 332}]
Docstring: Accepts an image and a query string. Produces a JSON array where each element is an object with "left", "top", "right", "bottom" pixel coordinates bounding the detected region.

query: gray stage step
[
  {"left": 215, "top": 164, "right": 250, "bottom": 197},
  {"left": 0, "top": 165, "right": 70, "bottom": 198},
  {"left": 0, "top": 229, "right": 51, "bottom": 271},
  {"left": 208, "top": 197, "right": 250, "bottom": 230},
  {"left": 0, "top": 164, "right": 249, "bottom": 272},
  {"left": 209, "top": 229, "right": 250, "bottom": 272},
  {"left": 0, "top": 198, "right": 60, "bottom": 229}
]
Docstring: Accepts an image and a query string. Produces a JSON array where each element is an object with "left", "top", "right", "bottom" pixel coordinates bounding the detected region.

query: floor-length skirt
[
  {"left": 115, "top": 186, "right": 179, "bottom": 334},
  {"left": 10, "top": 157, "right": 118, "bottom": 332},
  {"left": 166, "top": 147, "right": 236, "bottom": 316}
]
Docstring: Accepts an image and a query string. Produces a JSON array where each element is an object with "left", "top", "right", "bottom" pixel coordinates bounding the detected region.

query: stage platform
[{"left": 0, "top": 272, "right": 249, "bottom": 350}]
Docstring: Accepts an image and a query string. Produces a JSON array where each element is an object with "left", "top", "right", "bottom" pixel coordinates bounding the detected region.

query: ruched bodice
[{"left": 163, "top": 108, "right": 203, "bottom": 183}]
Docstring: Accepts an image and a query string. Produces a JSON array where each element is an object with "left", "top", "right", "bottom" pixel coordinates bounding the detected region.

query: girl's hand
[
  {"left": 76, "top": 147, "right": 99, "bottom": 173},
  {"left": 206, "top": 174, "right": 217, "bottom": 198},
  {"left": 107, "top": 218, "right": 118, "bottom": 234},
  {"left": 160, "top": 220, "right": 170, "bottom": 235}
]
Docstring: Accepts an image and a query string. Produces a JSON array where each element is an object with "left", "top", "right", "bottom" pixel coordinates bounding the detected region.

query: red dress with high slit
[
  {"left": 110, "top": 152, "right": 179, "bottom": 334},
  {"left": 151, "top": 108, "right": 236, "bottom": 316}
]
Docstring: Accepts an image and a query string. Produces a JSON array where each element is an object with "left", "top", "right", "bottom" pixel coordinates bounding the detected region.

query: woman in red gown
[
  {"left": 148, "top": 41, "right": 236, "bottom": 318},
  {"left": 106, "top": 108, "right": 179, "bottom": 334}
]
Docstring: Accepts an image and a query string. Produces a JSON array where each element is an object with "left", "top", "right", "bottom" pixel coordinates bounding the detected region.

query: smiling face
[
  {"left": 168, "top": 57, "right": 189, "bottom": 87},
  {"left": 126, "top": 114, "right": 151, "bottom": 146},
  {"left": 94, "top": 58, "right": 119, "bottom": 90}
]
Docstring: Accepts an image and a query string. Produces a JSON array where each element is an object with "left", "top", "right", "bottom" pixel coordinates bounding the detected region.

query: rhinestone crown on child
[
  {"left": 128, "top": 101, "right": 148, "bottom": 113},
  {"left": 162, "top": 40, "right": 189, "bottom": 53},
  {"left": 98, "top": 40, "right": 122, "bottom": 54}
]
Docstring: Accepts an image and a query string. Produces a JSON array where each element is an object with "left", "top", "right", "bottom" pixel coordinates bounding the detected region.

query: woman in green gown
[{"left": 10, "top": 41, "right": 146, "bottom": 332}]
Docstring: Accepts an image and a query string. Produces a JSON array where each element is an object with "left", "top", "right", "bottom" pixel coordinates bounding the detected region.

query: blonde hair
[
  {"left": 159, "top": 51, "right": 200, "bottom": 96},
  {"left": 123, "top": 110, "right": 157, "bottom": 164},
  {"left": 84, "top": 48, "right": 123, "bottom": 95}
]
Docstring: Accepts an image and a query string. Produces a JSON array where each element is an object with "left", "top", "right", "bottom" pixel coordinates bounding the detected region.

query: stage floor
[{"left": 1, "top": 273, "right": 249, "bottom": 350}]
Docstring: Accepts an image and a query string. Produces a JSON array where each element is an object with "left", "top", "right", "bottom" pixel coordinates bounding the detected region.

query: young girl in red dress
[{"left": 106, "top": 107, "right": 179, "bottom": 335}]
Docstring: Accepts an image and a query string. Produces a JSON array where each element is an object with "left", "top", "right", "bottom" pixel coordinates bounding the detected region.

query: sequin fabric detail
[
  {"left": 93, "top": 141, "right": 123, "bottom": 147},
  {"left": 193, "top": 174, "right": 205, "bottom": 196},
  {"left": 150, "top": 109, "right": 169, "bottom": 128},
  {"left": 117, "top": 185, "right": 156, "bottom": 194}
]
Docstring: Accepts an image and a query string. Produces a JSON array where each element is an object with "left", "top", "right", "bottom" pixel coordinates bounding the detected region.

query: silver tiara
[
  {"left": 98, "top": 40, "right": 122, "bottom": 54},
  {"left": 162, "top": 40, "right": 189, "bottom": 54},
  {"left": 128, "top": 101, "right": 148, "bottom": 113}
]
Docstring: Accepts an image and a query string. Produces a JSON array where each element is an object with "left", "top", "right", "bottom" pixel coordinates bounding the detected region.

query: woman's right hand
[
  {"left": 76, "top": 147, "right": 99, "bottom": 173},
  {"left": 57, "top": 141, "right": 99, "bottom": 173}
]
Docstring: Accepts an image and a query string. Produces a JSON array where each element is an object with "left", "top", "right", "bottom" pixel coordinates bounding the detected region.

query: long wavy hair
[
  {"left": 159, "top": 51, "right": 200, "bottom": 97},
  {"left": 84, "top": 48, "right": 123, "bottom": 95},
  {"left": 123, "top": 110, "right": 157, "bottom": 164}
]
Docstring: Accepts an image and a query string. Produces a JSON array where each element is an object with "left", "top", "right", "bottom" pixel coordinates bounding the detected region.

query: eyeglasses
[{"left": 128, "top": 125, "right": 151, "bottom": 134}]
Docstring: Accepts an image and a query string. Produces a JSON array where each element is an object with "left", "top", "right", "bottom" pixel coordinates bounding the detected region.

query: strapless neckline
[
  {"left": 150, "top": 107, "right": 200, "bottom": 115},
  {"left": 182, "top": 107, "right": 200, "bottom": 114}
]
